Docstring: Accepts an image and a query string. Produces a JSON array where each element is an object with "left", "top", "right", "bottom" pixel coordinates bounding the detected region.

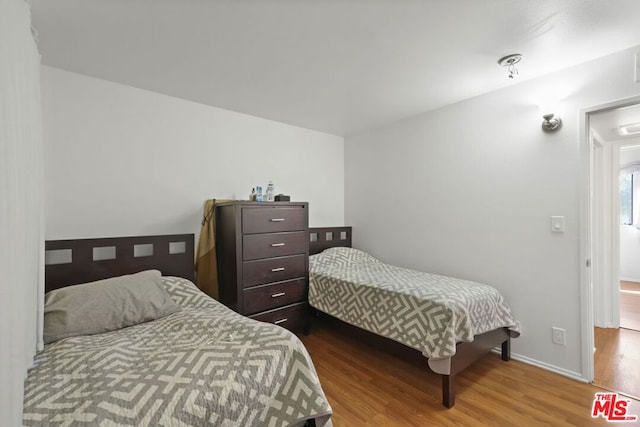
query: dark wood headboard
[
  {"left": 45, "top": 234, "right": 194, "bottom": 293},
  {"left": 309, "top": 226, "right": 352, "bottom": 255}
]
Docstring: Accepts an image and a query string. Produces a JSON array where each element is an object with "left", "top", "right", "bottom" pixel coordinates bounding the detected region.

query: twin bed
[
  {"left": 307, "top": 226, "right": 519, "bottom": 408},
  {"left": 23, "top": 234, "right": 332, "bottom": 427},
  {"left": 23, "top": 227, "right": 518, "bottom": 425}
]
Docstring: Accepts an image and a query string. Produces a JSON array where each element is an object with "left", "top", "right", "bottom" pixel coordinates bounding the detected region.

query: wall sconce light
[{"left": 542, "top": 113, "right": 562, "bottom": 132}]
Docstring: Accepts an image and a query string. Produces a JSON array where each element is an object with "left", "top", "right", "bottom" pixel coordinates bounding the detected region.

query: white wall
[
  {"left": 0, "top": 0, "right": 44, "bottom": 425},
  {"left": 620, "top": 226, "right": 640, "bottom": 281},
  {"left": 345, "top": 46, "right": 640, "bottom": 378},
  {"left": 620, "top": 145, "right": 640, "bottom": 282},
  {"left": 41, "top": 67, "right": 344, "bottom": 240}
]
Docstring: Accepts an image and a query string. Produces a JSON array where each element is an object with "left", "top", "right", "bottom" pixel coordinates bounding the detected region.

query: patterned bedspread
[
  {"left": 23, "top": 277, "right": 332, "bottom": 427},
  {"left": 309, "top": 248, "right": 518, "bottom": 359}
]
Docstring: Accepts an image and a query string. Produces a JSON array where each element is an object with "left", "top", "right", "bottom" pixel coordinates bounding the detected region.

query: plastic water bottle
[{"left": 266, "top": 180, "right": 275, "bottom": 202}]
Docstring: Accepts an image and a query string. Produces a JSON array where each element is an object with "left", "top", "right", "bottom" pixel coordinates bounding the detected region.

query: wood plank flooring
[
  {"left": 590, "top": 281, "right": 640, "bottom": 412},
  {"left": 594, "top": 327, "right": 640, "bottom": 399},
  {"left": 621, "top": 281, "right": 640, "bottom": 292},
  {"left": 621, "top": 281, "right": 640, "bottom": 331},
  {"left": 301, "top": 318, "right": 640, "bottom": 426}
]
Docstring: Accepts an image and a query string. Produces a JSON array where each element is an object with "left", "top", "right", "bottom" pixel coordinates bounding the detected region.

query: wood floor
[
  {"left": 590, "top": 281, "right": 640, "bottom": 413},
  {"left": 594, "top": 327, "right": 640, "bottom": 400},
  {"left": 301, "top": 317, "right": 639, "bottom": 426},
  {"left": 621, "top": 281, "right": 640, "bottom": 331}
]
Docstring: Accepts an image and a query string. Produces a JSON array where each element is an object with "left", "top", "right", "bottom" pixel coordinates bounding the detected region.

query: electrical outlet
[{"left": 552, "top": 327, "right": 566, "bottom": 345}]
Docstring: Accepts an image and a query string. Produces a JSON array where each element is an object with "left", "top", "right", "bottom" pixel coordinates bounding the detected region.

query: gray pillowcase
[{"left": 44, "top": 270, "right": 181, "bottom": 344}]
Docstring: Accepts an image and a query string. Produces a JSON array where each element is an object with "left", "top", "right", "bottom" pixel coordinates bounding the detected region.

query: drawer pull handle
[
  {"left": 271, "top": 243, "right": 285, "bottom": 247},
  {"left": 271, "top": 292, "right": 286, "bottom": 298},
  {"left": 274, "top": 318, "right": 288, "bottom": 325},
  {"left": 271, "top": 267, "right": 285, "bottom": 272},
  {"left": 270, "top": 218, "right": 285, "bottom": 222}
]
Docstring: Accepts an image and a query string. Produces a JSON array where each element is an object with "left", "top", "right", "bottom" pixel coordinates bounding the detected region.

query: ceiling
[
  {"left": 30, "top": 0, "right": 640, "bottom": 137},
  {"left": 590, "top": 104, "right": 640, "bottom": 143}
]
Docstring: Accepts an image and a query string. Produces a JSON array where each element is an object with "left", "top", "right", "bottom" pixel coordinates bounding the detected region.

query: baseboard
[
  {"left": 620, "top": 277, "right": 640, "bottom": 283},
  {"left": 491, "top": 348, "right": 587, "bottom": 383},
  {"left": 594, "top": 323, "right": 618, "bottom": 328}
]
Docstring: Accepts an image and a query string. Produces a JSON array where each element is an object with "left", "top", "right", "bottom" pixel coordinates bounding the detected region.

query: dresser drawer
[
  {"left": 249, "top": 302, "right": 308, "bottom": 331},
  {"left": 243, "top": 231, "right": 306, "bottom": 261},
  {"left": 243, "top": 254, "right": 305, "bottom": 288},
  {"left": 243, "top": 278, "right": 306, "bottom": 315},
  {"left": 242, "top": 207, "right": 306, "bottom": 234}
]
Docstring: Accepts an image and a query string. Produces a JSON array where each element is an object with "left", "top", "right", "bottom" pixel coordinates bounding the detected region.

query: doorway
[
  {"left": 619, "top": 146, "right": 640, "bottom": 332},
  {"left": 586, "top": 99, "right": 640, "bottom": 399}
]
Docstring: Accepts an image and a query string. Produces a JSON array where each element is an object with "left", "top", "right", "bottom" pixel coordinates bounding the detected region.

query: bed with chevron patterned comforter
[
  {"left": 23, "top": 276, "right": 332, "bottom": 427},
  {"left": 309, "top": 247, "right": 518, "bottom": 360}
]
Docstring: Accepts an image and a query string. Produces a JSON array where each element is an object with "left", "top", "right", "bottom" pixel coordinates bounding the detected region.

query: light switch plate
[
  {"left": 551, "top": 216, "right": 565, "bottom": 233},
  {"left": 636, "top": 50, "right": 640, "bottom": 83}
]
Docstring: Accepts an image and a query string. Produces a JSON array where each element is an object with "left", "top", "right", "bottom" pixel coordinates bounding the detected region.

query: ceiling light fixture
[
  {"left": 542, "top": 113, "right": 562, "bottom": 132},
  {"left": 497, "top": 53, "right": 522, "bottom": 79},
  {"left": 619, "top": 123, "right": 640, "bottom": 136}
]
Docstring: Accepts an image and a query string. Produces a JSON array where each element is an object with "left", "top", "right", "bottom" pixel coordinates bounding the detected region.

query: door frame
[
  {"left": 591, "top": 134, "right": 622, "bottom": 329},
  {"left": 581, "top": 95, "right": 640, "bottom": 382}
]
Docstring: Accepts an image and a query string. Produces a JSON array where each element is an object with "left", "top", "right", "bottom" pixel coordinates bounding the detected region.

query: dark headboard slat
[
  {"left": 309, "top": 226, "right": 352, "bottom": 255},
  {"left": 45, "top": 234, "right": 195, "bottom": 293}
]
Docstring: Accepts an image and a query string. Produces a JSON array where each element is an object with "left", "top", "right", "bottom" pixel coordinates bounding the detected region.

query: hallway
[{"left": 593, "top": 281, "right": 640, "bottom": 399}]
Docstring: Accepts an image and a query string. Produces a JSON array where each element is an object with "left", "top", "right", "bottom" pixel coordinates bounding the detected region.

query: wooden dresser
[{"left": 215, "top": 201, "right": 309, "bottom": 333}]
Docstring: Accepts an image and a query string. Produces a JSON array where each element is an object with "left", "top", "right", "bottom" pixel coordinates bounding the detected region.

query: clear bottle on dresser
[{"left": 266, "top": 180, "right": 275, "bottom": 202}]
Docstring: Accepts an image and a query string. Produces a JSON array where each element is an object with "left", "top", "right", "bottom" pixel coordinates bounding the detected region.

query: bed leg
[
  {"left": 501, "top": 337, "right": 511, "bottom": 361},
  {"left": 302, "top": 315, "right": 312, "bottom": 336},
  {"left": 442, "top": 374, "right": 455, "bottom": 408},
  {"left": 302, "top": 308, "right": 317, "bottom": 336}
]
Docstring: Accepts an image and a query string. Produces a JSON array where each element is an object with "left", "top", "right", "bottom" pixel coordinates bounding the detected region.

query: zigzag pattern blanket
[
  {"left": 23, "top": 277, "right": 332, "bottom": 426},
  {"left": 309, "top": 247, "right": 517, "bottom": 359}
]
